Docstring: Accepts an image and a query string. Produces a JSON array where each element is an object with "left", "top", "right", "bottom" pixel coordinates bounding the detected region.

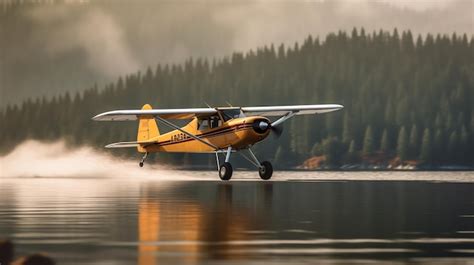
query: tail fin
[{"left": 137, "top": 104, "right": 160, "bottom": 152}]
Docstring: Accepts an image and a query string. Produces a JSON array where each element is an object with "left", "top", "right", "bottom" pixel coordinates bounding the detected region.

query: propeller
[
  {"left": 270, "top": 124, "right": 284, "bottom": 138},
  {"left": 252, "top": 120, "right": 283, "bottom": 138},
  {"left": 253, "top": 120, "right": 284, "bottom": 138}
]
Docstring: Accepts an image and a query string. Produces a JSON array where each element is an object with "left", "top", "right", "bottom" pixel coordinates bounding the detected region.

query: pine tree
[
  {"left": 344, "top": 139, "right": 359, "bottom": 164},
  {"left": 362, "top": 125, "right": 374, "bottom": 155},
  {"left": 433, "top": 128, "right": 444, "bottom": 162},
  {"left": 397, "top": 126, "right": 408, "bottom": 161},
  {"left": 420, "top": 128, "right": 432, "bottom": 162},
  {"left": 311, "top": 142, "right": 323, "bottom": 156},
  {"left": 409, "top": 125, "right": 419, "bottom": 159},
  {"left": 380, "top": 129, "right": 390, "bottom": 153},
  {"left": 342, "top": 112, "right": 352, "bottom": 144},
  {"left": 322, "top": 137, "right": 344, "bottom": 166}
]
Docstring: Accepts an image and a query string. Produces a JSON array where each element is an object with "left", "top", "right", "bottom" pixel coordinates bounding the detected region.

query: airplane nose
[
  {"left": 252, "top": 119, "right": 270, "bottom": 134},
  {"left": 258, "top": 121, "right": 269, "bottom": 131}
]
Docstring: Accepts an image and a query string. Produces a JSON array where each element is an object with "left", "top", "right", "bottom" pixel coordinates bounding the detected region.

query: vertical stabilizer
[{"left": 137, "top": 104, "right": 160, "bottom": 152}]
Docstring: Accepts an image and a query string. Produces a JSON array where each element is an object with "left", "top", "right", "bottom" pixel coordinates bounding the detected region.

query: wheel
[
  {"left": 219, "top": 162, "right": 233, "bottom": 181},
  {"left": 259, "top": 161, "right": 273, "bottom": 180},
  {"left": 139, "top": 162, "right": 144, "bottom": 167}
]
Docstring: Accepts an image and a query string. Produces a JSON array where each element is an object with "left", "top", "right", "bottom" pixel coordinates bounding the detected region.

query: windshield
[{"left": 220, "top": 109, "right": 242, "bottom": 121}]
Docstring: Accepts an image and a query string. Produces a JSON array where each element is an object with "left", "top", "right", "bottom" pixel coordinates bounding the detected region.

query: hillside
[{"left": 1, "top": 29, "right": 473, "bottom": 168}]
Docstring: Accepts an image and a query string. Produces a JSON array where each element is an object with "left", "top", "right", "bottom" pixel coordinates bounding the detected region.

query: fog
[{"left": 1, "top": 0, "right": 472, "bottom": 106}]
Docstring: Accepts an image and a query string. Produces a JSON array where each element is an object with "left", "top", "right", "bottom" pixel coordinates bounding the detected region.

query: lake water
[{"left": 1, "top": 171, "right": 473, "bottom": 265}]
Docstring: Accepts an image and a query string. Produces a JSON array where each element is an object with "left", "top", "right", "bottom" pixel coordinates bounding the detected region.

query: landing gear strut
[
  {"left": 139, "top": 152, "right": 148, "bottom": 167},
  {"left": 216, "top": 147, "right": 233, "bottom": 181},
  {"left": 244, "top": 148, "right": 273, "bottom": 180}
]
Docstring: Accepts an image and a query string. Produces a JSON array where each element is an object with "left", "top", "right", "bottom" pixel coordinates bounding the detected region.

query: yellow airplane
[{"left": 93, "top": 103, "right": 343, "bottom": 180}]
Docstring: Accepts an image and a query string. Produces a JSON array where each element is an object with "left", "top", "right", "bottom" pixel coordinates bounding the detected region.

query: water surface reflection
[{"left": 1, "top": 173, "right": 473, "bottom": 265}]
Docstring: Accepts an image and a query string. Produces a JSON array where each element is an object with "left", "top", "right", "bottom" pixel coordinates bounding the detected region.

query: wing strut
[
  {"left": 271, "top": 111, "right": 298, "bottom": 127},
  {"left": 154, "top": 116, "right": 219, "bottom": 150}
]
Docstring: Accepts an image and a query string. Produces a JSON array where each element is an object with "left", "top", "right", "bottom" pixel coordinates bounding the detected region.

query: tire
[
  {"left": 259, "top": 161, "right": 273, "bottom": 180},
  {"left": 139, "top": 162, "right": 144, "bottom": 167},
  {"left": 219, "top": 162, "right": 233, "bottom": 181}
]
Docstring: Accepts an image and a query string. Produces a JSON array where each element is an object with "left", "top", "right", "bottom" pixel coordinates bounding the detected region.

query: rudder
[{"left": 137, "top": 104, "right": 160, "bottom": 152}]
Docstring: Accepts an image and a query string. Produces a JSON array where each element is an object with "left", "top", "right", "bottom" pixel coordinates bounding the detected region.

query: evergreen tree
[
  {"left": 344, "top": 139, "right": 359, "bottom": 163},
  {"left": 311, "top": 142, "right": 323, "bottom": 156},
  {"left": 380, "top": 129, "right": 390, "bottom": 153},
  {"left": 433, "top": 128, "right": 444, "bottom": 162},
  {"left": 322, "top": 137, "right": 344, "bottom": 166},
  {"left": 397, "top": 126, "right": 408, "bottom": 161},
  {"left": 409, "top": 125, "right": 419, "bottom": 159},
  {"left": 348, "top": 140, "right": 356, "bottom": 154},
  {"left": 362, "top": 125, "right": 374, "bottom": 155},
  {"left": 420, "top": 128, "right": 432, "bottom": 162},
  {"left": 342, "top": 112, "right": 352, "bottom": 144}
]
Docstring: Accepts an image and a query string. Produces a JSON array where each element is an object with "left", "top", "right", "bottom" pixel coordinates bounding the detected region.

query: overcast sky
[{"left": 1, "top": 0, "right": 473, "bottom": 106}]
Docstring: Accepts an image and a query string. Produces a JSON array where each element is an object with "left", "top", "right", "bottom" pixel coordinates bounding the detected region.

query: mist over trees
[
  {"left": 1, "top": 29, "right": 473, "bottom": 168},
  {"left": 2, "top": 0, "right": 473, "bottom": 106}
]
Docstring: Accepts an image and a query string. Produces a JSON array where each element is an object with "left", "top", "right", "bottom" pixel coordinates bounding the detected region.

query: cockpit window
[
  {"left": 198, "top": 119, "right": 209, "bottom": 130},
  {"left": 220, "top": 109, "right": 242, "bottom": 121},
  {"left": 198, "top": 116, "right": 222, "bottom": 130}
]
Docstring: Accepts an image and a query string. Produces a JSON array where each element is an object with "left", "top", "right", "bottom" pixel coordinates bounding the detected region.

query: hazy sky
[{"left": 1, "top": 0, "right": 473, "bottom": 106}]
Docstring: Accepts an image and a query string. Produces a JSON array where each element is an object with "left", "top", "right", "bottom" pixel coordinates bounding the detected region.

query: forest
[{"left": 1, "top": 28, "right": 473, "bottom": 168}]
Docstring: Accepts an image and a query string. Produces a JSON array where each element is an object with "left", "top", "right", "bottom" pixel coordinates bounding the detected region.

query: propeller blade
[{"left": 271, "top": 124, "right": 284, "bottom": 138}]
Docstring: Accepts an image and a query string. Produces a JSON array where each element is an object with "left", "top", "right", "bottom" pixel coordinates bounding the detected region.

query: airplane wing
[
  {"left": 92, "top": 108, "right": 217, "bottom": 121},
  {"left": 241, "top": 104, "right": 343, "bottom": 116},
  {"left": 93, "top": 104, "right": 343, "bottom": 121}
]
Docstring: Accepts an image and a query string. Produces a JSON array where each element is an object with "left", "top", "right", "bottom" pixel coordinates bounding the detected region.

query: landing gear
[
  {"left": 238, "top": 148, "right": 273, "bottom": 180},
  {"left": 248, "top": 149, "right": 273, "bottom": 180},
  {"left": 139, "top": 152, "right": 148, "bottom": 167},
  {"left": 258, "top": 161, "right": 273, "bottom": 180},
  {"left": 215, "top": 147, "right": 273, "bottom": 181},
  {"left": 219, "top": 162, "right": 233, "bottom": 180},
  {"left": 216, "top": 147, "right": 233, "bottom": 181}
]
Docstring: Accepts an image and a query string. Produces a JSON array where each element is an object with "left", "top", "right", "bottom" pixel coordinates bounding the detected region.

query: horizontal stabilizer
[{"left": 105, "top": 141, "right": 157, "bottom": 148}]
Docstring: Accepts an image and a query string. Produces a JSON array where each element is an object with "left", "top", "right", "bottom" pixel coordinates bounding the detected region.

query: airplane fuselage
[{"left": 138, "top": 116, "right": 271, "bottom": 153}]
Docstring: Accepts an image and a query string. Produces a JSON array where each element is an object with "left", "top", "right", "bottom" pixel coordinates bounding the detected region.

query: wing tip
[
  {"left": 91, "top": 114, "right": 102, "bottom": 121},
  {"left": 91, "top": 111, "right": 139, "bottom": 121},
  {"left": 92, "top": 111, "right": 113, "bottom": 121}
]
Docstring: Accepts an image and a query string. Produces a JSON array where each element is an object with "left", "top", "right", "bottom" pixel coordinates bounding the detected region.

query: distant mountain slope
[{"left": 1, "top": 29, "right": 473, "bottom": 167}]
